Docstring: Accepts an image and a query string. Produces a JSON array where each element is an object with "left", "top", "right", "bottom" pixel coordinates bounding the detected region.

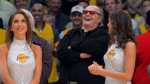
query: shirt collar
[{"left": 79, "top": 26, "right": 103, "bottom": 36}]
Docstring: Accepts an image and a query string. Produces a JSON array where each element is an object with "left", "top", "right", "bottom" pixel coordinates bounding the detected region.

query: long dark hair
[
  {"left": 6, "top": 10, "right": 32, "bottom": 47},
  {"left": 109, "top": 10, "right": 137, "bottom": 49}
]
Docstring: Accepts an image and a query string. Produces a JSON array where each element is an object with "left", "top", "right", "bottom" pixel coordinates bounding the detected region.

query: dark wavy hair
[
  {"left": 109, "top": 10, "right": 137, "bottom": 49},
  {"left": 6, "top": 9, "right": 32, "bottom": 47}
]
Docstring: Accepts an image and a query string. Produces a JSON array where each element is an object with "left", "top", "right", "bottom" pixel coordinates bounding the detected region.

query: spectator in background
[
  {"left": 43, "top": 14, "right": 61, "bottom": 78},
  {"left": 31, "top": 3, "right": 60, "bottom": 84},
  {"left": 48, "top": 0, "right": 70, "bottom": 34},
  {"left": 135, "top": 0, "right": 150, "bottom": 34},
  {"left": 125, "top": 0, "right": 145, "bottom": 34},
  {"left": 104, "top": 0, "right": 118, "bottom": 14},
  {"left": 78, "top": 0, "right": 89, "bottom": 9},
  {"left": 132, "top": 10, "right": 150, "bottom": 84},
  {"left": 28, "top": 0, "right": 43, "bottom": 11},
  {"left": 21, "top": 9, "right": 53, "bottom": 84},
  {"left": 41, "top": 0, "right": 51, "bottom": 14},
  {"left": 102, "top": 0, "right": 119, "bottom": 31},
  {"left": 14, "top": 0, "right": 28, "bottom": 10},
  {"left": 60, "top": 5, "right": 84, "bottom": 39},
  {"left": 104, "top": 0, "right": 119, "bottom": 30},
  {"left": 117, "top": 0, "right": 126, "bottom": 10},
  {"left": 0, "top": 0, "right": 16, "bottom": 29},
  {"left": 104, "top": 0, "right": 141, "bottom": 35},
  {"left": 43, "top": 15, "right": 55, "bottom": 27},
  {"left": 57, "top": 5, "right": 109, "bottom": 84},
  {"left": 117, "top": 0, "right": 141, "bottom": 35},
  {"left": 125, "top": 0, "right": 143, "bottom": 16}
]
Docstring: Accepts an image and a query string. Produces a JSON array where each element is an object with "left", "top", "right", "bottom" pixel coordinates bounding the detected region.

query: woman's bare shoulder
[
  {"left": 124, "top": 41, "right": 136, "bottom": 53},
  {"left": 31, "top": 44, "right": 42, "bottom": 54},
  {"left": 0, "top": 43, "right": 9, "bottom": 56},
  {"left": 31, "top": 44, "right": 41, "bottom": 50},
  {"left": 0, "top": 43, "right": 8, "bottom": 51},
  {"left": 125, "top": 41, "right": 136, "bottom": 48}
]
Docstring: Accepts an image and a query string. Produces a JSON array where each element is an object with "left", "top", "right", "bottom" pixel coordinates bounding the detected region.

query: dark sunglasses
[{"left": 83, "top": 10, "right": 100, "bottom": 16}]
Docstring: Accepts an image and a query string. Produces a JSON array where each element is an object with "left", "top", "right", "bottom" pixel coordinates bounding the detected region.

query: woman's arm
[
  {"left": 0, "top": 44, "right": 16, "bottom": 84},
  {"left": 30, "top": 44, "right": 42, "bottom": 84},
  {"left": 88, "top": 41, "right": 136, "bottom": 81}
]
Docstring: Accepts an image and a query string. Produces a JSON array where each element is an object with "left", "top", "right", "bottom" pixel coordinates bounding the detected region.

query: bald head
[
  {"left": 32, "top": 3, "right": 44, "bottom": 10},
  {"left": 31, "top": 3, "right": 45, "bottom": 22}
]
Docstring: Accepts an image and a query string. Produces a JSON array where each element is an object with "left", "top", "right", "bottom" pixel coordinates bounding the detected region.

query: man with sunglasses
[{"left": 57, "top": 5, "right": 109, "bottom": 84}]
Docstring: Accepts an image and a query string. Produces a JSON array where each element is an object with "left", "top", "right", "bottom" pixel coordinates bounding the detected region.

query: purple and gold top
[
  {"left": 7, "top": 38, "right": 36, "bottom": 84},
  {"left": 104, "top": 42, "right": 130, "bottom": 84}
]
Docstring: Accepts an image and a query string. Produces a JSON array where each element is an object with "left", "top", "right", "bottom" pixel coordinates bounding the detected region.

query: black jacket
[
  {"left": 57, "top": 27, "right": 110, "bottom": 84},
  {"left": 32, "top": 32, "right": 52, "bottom": 84}
]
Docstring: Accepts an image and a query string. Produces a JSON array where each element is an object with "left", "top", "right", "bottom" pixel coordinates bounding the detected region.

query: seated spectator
[
  {"left": 21, "top": 9, "right": 53, "bottom": 84},
  {"left": 0, "top": 0, "right": 16, "bottom": 29},
  {"left": 31, "top": 3, "right": 60, "bottom": 83},
  {"left": 43, "top": 15, "right": 55, "bottom": 27},
  {"left": 48, "top": 0, "right": 71, "bottom": 34},
  {"left": 14, "top": 0, "right": 28, "bottom": 10},
  {"left": 78, "top": 0, "right": 89, "bottom": 9},
  {"left": 135, "top": 0, "right": 150, "bottom": 34},
  {"left": 60, "top": 5, "right": 84, "bottom": 39},
  {"left": 43, "top": 14, "right": 61, "bottom": 77}
]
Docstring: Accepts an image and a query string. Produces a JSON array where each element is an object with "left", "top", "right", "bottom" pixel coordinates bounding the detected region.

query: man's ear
[
  {"left": 44, "top": 9, "right": 46, "bottom": 15},
  {"left": 98, "top": 16, "right": 102, "bottom": 24}
]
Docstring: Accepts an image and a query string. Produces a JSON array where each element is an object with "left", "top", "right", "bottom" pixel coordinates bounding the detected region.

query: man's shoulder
[
  {"left": 32, "top": 32, "right": 47, "bottom": 45},
  {"left": 96, "top": 27, "right": 109, "bottom": 35},
  {"left": 136, "top": 30, "right": 150, "bottom": 39},
  {"left": 63, "top": 28, "right": 81, "bottom": 38},
  {"left": 68, "top": 28, "right": 81, "bottom": 33}
]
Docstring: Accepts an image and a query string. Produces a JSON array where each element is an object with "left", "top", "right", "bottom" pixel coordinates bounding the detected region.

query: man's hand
[{"left": 80, "top": 53, "right": 91, "bottom": 59}]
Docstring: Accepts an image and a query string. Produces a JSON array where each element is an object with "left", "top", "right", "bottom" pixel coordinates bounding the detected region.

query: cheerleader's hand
[{"left": 88, "top": 61, "right": 104, "bottom": 75}]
